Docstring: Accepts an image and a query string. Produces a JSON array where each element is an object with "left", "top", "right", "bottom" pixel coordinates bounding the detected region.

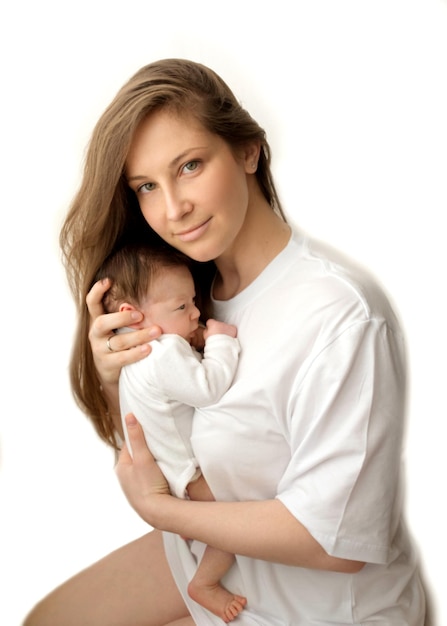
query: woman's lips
[{"left": 176, "top": 218, "right": 211, "bottom": 242}]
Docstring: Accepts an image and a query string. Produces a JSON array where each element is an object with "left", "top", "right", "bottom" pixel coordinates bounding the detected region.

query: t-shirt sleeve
[{"left": 276, "top": 318, "right": 406, "bottom": 564}]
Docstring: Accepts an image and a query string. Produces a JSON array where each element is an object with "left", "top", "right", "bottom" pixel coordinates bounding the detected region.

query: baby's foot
[{"left": 188, "top": 580, "right": 247, "bottom": 623}]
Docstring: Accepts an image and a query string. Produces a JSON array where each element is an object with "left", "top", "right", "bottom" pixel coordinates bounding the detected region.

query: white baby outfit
[{"left": 119, "top": 333, "right": 240, "bottom": 498}]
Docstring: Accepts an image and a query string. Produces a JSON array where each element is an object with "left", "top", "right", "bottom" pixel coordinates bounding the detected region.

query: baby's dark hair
[{"left": 96, "top": 244, "right": 194, "bottom": 313}]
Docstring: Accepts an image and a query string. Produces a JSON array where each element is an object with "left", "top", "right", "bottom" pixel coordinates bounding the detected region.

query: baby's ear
[{"left": 119, "top": 302, "right": 144, "bottom": 329}]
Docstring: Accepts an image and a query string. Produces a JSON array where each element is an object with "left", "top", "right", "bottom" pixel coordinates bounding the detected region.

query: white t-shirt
[
  {"left": 163, "top": 230, "right": 426, "bottom": 625},
  {"left": 119, "top": 333, "right": 240, "bottom": 498}
]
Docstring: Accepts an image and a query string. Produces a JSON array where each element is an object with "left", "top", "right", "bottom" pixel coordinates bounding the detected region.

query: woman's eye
[
  {"left": 183, "top": 160, "right": 199, "bottom": 173},
  {"left": 138, "top": 182, "right": 156, "bottom": 194}
]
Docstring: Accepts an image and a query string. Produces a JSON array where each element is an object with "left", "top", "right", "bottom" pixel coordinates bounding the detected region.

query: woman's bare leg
[{"left": 23, "top": 530, "right": 191, "bottom": 626}]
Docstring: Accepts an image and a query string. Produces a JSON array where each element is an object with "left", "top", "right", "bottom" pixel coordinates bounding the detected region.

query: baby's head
[{"left": 98, "top": 244, "right": 201, "bottom": 341}]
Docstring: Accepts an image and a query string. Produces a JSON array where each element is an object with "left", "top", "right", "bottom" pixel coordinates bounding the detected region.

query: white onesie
[{"left": 119, "top": 333, "right": 240, "bottom": 498}]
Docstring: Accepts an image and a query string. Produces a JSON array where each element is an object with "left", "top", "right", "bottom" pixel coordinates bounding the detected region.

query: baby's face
[{"left": 139, "top": 265, "right": 200, "bottom": 341}]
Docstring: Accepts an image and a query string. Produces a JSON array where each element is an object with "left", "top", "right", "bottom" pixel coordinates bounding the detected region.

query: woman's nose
[{"left": 165, "top": 187, "right": 193, "bottom": 221}]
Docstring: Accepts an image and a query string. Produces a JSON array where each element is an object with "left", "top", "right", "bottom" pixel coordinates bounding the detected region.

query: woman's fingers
[
  {"left": 86, "top": 281, "right": 162, "bottom": 384},
  {"left": 87, "top": 280, "right": 143, "bottom": 337},
  {"left": 87, "top": 279, "right": 144, "bottom": 338},
  {"left": 87, "top": 281, "right": 162, "bottom": 348},
  {"left": 86, "top": 279, "right": 111, "bottom": 322},
  {"left": 116, "top": 415, "right": 171, "bottom": 521},
  {"left": 91, "top": 326, "right": 160, "bottom": 385},
  {"left": 123, "top": 413, "right": 153, "bottom": 461},
  {"left": 102, "top": 326, "right": 160, "bottom": 353}
]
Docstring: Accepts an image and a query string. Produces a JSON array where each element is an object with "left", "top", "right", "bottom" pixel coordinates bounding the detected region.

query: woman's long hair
[{"left": 60, "top": 58, "right": 285, "bottom": 449}]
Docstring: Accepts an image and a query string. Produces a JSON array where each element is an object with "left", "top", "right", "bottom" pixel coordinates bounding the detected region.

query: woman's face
[{"left": 125, "top": 109, "right": 256, "bottom": 263}]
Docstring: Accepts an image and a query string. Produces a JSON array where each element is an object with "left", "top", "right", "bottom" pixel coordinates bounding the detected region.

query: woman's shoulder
[{"left": 290, "top": 230, "right": 401, "bottom": 329}]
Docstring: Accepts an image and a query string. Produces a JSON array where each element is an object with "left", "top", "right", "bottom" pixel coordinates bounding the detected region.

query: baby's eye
[
  {"left": 176, "top": 304, "right": 186, "bottom": 311},
  {"left": 138, "top": 182, "right": 156, "bottom": 194}
]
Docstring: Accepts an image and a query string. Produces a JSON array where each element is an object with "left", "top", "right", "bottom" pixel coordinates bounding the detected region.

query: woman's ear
[
  {"left": 119, "top": 302, "right": 144, "bottom": 329},
  {"left": 243, "top": 141, "right": 261, "bottom": 174}
]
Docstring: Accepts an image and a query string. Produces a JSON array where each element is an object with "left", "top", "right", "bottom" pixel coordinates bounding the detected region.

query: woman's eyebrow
[
  {"left": 127, "top": 147, "right": 207, "bottom": 183},
  {"left": 126, "top": 174, "right": 147, "bottom": 183},
  {"left": 168, "top": 147, "right": 206, "bottom": 169}
]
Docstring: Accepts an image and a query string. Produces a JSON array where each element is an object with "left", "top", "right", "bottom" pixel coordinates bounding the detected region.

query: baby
[{"left": 98, "top": 244, "right": 247, "bottom": 622}]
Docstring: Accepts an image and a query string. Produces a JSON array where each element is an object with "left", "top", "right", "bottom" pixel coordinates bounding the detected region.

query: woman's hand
[
  {"left": 87, "top": 279, "right": 161, "bottom": 386},
  {"left": 116, "top": 414, "right": 171, "bottom": 523}
]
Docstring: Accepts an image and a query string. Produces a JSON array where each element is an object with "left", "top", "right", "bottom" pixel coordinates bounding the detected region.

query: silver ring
[{"left": 106, "top": 334, "right": 116, "bottom": 352}]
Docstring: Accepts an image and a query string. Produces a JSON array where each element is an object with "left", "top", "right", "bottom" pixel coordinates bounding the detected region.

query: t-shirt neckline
[{"left": 211, "top": 229, "right": 302, "bottom": 317}]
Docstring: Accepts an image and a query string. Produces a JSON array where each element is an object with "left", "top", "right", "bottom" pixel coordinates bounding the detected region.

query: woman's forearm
[
  {"left": 115, "top": 413, "right": 363, "bottom": 573},
  {"left": 116, "top": 415, "right": 364, "bottom": 574},
  {"left": 149, "top": 495, "right": 364, "bottom": 573}
]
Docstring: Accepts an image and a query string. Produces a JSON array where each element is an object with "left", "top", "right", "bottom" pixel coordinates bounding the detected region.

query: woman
[{"left": 25, "top": 58, "right": 426, "bottom": 625}]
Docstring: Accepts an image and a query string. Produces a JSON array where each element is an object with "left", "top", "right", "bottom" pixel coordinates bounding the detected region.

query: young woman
[{"left": 25, "top": 58, "right": 426, "bottom": 625}]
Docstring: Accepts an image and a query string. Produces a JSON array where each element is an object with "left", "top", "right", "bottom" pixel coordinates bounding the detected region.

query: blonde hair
[{"left": 60, "top": 58, "right": 285, "bottom": 448}]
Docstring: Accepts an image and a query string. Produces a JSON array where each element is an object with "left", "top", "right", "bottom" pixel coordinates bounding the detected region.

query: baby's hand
[
  {"left": 203, "top": 318, "right": 237, "bottom": 340},
  {"left": 189, "top": 325, "right": 205, "bottom": 350}
]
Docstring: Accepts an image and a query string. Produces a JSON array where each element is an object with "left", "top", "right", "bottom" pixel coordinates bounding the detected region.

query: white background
[{"left": 1, "top": 1, "right": 446, "bottom": 624}]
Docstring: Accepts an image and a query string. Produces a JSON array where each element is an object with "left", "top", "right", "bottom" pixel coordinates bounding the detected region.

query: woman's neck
[{"left": 213, "top": 194, "right": 291, "bottom": 301}]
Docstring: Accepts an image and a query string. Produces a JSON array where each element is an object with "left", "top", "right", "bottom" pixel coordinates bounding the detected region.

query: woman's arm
[
  {"left": 117, "top": 415, "right": 365, "bottom": 574},
  {"left": 86, "top": 279, "right": 161, "bottom": 423}
]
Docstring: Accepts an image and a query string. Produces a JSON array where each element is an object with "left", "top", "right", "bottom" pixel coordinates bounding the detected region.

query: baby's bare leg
[{"left": 187, "top": 547, "right": 247, "bottom": 623}]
